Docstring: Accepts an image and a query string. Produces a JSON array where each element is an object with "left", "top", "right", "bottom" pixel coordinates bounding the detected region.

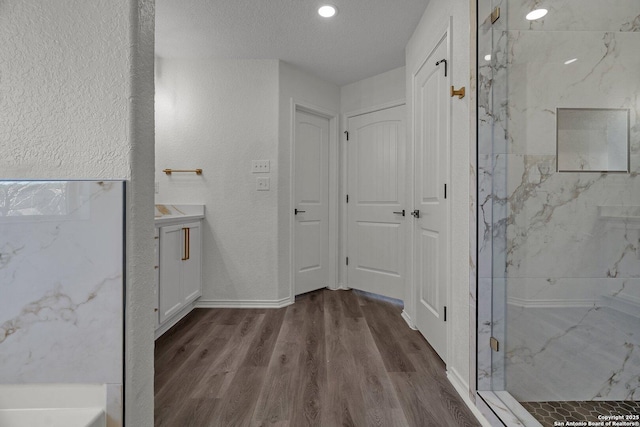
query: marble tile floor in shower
[{"left": 521, "top": 400, "right": 640, "bottom": 427}]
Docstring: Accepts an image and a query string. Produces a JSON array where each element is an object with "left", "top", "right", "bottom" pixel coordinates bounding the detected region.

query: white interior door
[
  {"left": 294, "top": 109, "right": 330, "bottom": 295},
  {"left": 347, "top": 105, "right": 407, "bottom": 301},
  {"left": 413, "top": 35, "right": 449, "bottom": 362}
]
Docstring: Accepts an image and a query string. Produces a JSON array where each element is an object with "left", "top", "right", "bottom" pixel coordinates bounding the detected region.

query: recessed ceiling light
[
  {"left": 318, "top": 5, "right": 337, "bottom": 18},
  {"left": 484, "top": 54, "right": 491, "bottom": 61},
  {"left": 526, "top": 8, "right": 548, "bottom": 20},
  {"left": 564, "top": 58, "right": 578, "bottom": 65}
]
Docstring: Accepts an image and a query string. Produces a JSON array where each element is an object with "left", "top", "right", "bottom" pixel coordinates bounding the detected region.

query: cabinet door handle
[{"left": 182, "top": 227, "right": 190, "bottom": 261}]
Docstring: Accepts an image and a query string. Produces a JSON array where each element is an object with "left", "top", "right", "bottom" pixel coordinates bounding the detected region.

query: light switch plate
[
  {"left": 256, "top": 177, "right": 270, "bottom": 191},
  {"left": 252, "top": 160, "right": 270, "bottom": 173},
  {"left": 155, "top": 182, "right": 159, "bottom": 194}
]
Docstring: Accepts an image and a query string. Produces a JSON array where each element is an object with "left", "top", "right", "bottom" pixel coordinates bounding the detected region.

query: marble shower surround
[
  {"left": 477, "top": 0, "right": 640, "bottom": 404},
  {"left": 0, "top": 180, "right": 124, "bottom": 425}
]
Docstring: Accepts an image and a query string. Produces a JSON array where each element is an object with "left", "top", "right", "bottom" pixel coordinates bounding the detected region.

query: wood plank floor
[{"left": 155, "top": 289, "right": 480, "bottom": 427}]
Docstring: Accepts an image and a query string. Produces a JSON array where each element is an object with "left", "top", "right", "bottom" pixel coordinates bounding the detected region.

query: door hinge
[
  {"left": 444, "top": 183, "right": 447, "bottom": 199},
  {"left": 490, "top": 6, "right": 500, "bottom": 24},
  {"left": 490, "top": 337, "right": 500, "bottom": 352},
  {"left": 346, "top": 194, "right": 349, "bottom": 203},
  {"left": 346, "top": 257, "right": 349, "bottom": 266},
  {"left": 444, "top": 306, "right": 447, "bottom": 322},
  {"left": 344, "top": 130, "right": 349, "bottom": 141}
]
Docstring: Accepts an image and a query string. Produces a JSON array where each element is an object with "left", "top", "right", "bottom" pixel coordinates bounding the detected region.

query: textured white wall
[
  {"left": 406, "top": 0, "right": 472, "bottom": 393},
  {"left": 277, "top": 61, "right": 340, "bottom": 300},
  {"left": 155, "top": 59, "right": 338, "bottom": 303},
  {"left": 340, "top": 66, "right": 406, "bottom": 114},
  {"left": 128, "top": 1, "right": 156, "bottom": 426},
  {"left": 0, "top": 1, "right": 131, "bottom": 178},
  {"left": 155, "top": 59, "right": 281, "bottom": 302},
  {"left": 0, "top": 1, "right": 156, "bottom": 426}
]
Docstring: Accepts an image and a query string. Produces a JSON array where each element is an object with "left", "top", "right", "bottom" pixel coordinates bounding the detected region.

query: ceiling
[{"left": 155, "top": 0, "right": 429, "bottom": 86}]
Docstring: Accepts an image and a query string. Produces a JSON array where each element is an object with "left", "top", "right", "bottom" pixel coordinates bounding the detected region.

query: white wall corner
[
  {"left": 126, "top": 0, "right": 156, "bottom": 421},
  {"left": 336, "top": 283, "right": 351, "bottom": 291}
]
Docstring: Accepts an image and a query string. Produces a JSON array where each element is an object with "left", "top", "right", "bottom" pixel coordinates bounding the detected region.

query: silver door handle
[
  {"left": 411, "top": 210, "right": 420, "bottom": 218},
  {"left": 393, "top": 210, "right": 405, "bottom": 216}
]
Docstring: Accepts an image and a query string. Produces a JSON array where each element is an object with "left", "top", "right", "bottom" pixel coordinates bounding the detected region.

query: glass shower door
[{"left": 478, "top": 0, "right": 640, "bottom": 425}]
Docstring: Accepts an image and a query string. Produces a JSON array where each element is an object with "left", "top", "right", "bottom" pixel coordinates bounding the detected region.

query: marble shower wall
[
  {"left": 477, "top": 0, "right": 640, "bottom": 402},
  {"left": 0, "top": 181, "right": 124, "bottom": 425}
]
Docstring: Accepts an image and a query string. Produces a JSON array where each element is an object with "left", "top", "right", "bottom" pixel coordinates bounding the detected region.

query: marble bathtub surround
[
  {"left": 0, "top": 384, "right": 106, "bottom": 410},
  {"left": 0, "top": 384, "right": 107, "bottom": 427},
  {"left": 0, "top": 180, "right": 124, "bottom": 426},
  {"left": 476, "top": 0, "right": 640, "bottom": 411}
]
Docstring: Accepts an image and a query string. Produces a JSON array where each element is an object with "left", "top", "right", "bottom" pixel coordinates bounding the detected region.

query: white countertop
[{"left": 154, "top": 204, "right": 205, "bottom": 225}]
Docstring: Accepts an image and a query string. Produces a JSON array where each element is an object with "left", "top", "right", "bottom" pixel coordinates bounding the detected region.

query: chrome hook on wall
[{"left": 435, "top": 59, "right": 447, "bottom": 77}]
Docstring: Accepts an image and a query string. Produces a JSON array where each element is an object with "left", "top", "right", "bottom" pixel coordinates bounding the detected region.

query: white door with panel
[
  {"left": 347, "top": 105, "right": 407, "bottom": 301},
  {"left": 413, "top": 35, "right": 450, "bottom": 362},
  {"left": 294, "top": 110, "right": 330, "bottom": 295},
  {"left": 180, "top": 221, "right": 202, "bottom": 303}
]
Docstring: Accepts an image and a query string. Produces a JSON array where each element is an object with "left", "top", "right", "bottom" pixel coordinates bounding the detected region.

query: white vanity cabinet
[
  {"left": 154, "top": 204, "right": 205, "bottom": 338},
  {"left": 154, "top": 227, "right": 160, "bottom": 329},
  {"left": 158, "top": 221, "right": 202, "bottom": 323}
]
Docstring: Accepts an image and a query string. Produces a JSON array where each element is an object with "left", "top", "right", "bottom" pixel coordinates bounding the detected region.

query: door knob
[
  {"left": 393, "top": 210, "right": 405, "bottom": 216},
  {"left": 295, "top": 208, "right": 306, "bottom": 215},
  {"left": 411, "top": 209, "right": 420, "bottom": 218}
]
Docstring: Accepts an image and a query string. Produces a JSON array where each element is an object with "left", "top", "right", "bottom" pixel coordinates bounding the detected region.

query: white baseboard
[
  {"left": 154, "top": 301, "right": 196, "bottom": 340},
  {"left": 156, "top": 297, "right": 292, "bottom": 339},
  {"left": 195, "top": 297, "right": 292, "bottom": 309},
  {"left": 401, "top": 309, "right": 417, "bottom": 330},
  {"left": 507, "top": 297, "right": 596, "bottom": 308},
  {"left": 447, "top": 368, "right": 492, "bottom": 427}
]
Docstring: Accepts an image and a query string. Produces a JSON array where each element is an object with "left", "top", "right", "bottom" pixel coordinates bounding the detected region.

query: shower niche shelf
[{"left": 557, "top": 108, "right": 630, "bottom": 173}]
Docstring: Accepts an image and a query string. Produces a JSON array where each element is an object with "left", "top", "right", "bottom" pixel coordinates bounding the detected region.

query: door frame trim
[
  {"left": 344, "top": 98, "right": 406, "bottom": 120},
  {"left": 408, "top": 17, "right": 453, "bottom": 365},
  {"left": 289, "top": 99, "right": 339, "bottom": 303},
  {"left": 340, "top": 99, "right": 406, "bottom": 291}
]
